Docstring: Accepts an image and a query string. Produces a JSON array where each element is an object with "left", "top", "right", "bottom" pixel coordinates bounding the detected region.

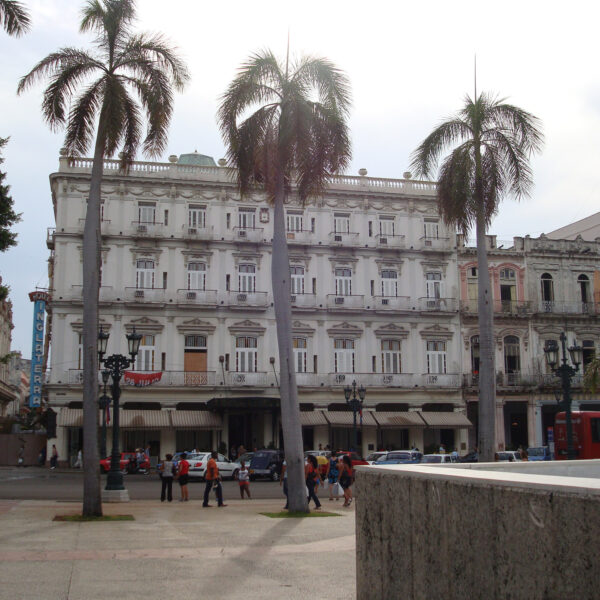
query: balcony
[
  {"left": 286, "top": 230, "right": 314, "bottom": 244},
  {"left": 327, "top": 372, "right": 417, "bottom": 387},
  {"left": 326, "top": 294, "right": 365, "bottom": 310},
  {"left": 371, "top": 296, "right": 412, "bottom": 311},
  {"left": 67, "top": 285, "right": 114, "bottom": 302},
  {"left": 78, "top": 218, "right": 111, "bottom": 235},
  {"left": 131, "top": 221, "right": 164, "bottom": 237},
  {"left": 65, "top": 370, "right": 218, "bottom": 386},
  {"left": 221, "top": 290, "right": 269, "bottom": 309},
  {"left": 460, "top": 299, "right": 533, "bottom": 315},
  {"left": 328, "top": 231, "right": 359, "bottom": 246},
  {"left": 418, "top": 373, "right": 461, "bottom": 387},
  {"left": 416, "top": 297, "right": 457, "bottom": 312},
  {"left": 496, "top": 371, "right": 537, "bottom": 387},
  {"left": 536, "top": 300, "right": 599, "bottom": 315},
  {"left": 291, "top": 293, "right": 317, "bottom": 309},
  {"left": 124, "top": 287, "right": 166, "bottom": 303},
  {"left": 419, "top": 236, "right": 451, "bottom": 251},
  {"left": 182, "top": 225, "right": 213, "bottom": 241},
  {"left": 46, "top": 227, "right": 55, "bottom": 249},
  {"left": 375, "top": 234, "right": 405, "bottom": 248},
  {"left": 176, "top": 289, "right": 218, "bottom": 306},
  {"left": 539, "top": 373, "right": 584, "bottom": 388},
  {"left": 233, "top": 227, "right": 264, "bottom": 243},
  {"left": 225, "top": 371, "right": 272, "bottom": 387}
]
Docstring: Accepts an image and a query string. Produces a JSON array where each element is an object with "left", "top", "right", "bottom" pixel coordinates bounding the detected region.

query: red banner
[{"left": 123, "top": 371, "right": 163, "bottom": 387}]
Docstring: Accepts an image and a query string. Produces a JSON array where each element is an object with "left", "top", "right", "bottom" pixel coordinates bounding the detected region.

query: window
[
  {"left": 500, "top": 268, "right": 517, "bottom": 310},
  {"left": 185, "top": 335, "right": 206, "bottom": 349},
  {"left": 135, "top": 335, "right": 155, "bottom": 371},
  {"left": 426, "top": 272, "right": 442, "bottom": 299},
  {"left": 188, "top": 205, "right": 206, "bottom": 229},
  {"left": 578, "top": 274, "right": 591, "bottom": 306},
  {"left": 583, "top": 340, "right": 596, "bottom": 371},
  {"left": 138, "top": 202, "right": 156, "bottom": 224},
  {"left": 467, "top": 268, "right": 478, "bottom": 302},
  {"left": 77, "top": 333, "right": 82, "bottom": 369},
  {"left": 238, "top": 208, "right": 255, "bottom": 229},
  {"left": 334, "top": 339, "right": 355, "bottom": 373},
  {"left": 504, "top": 336, "right": 520, "bottom": 374},
  {"left": 136, "top": 259, "right": 155, "bottom": 289},
  {"left": 187, "top": 262, "right": 206, "bottom": 290},
  {"left": 423, "top": 218, "right": 439, "bottom": 239},
  {"left": 293, "top": 338, "right": 307, "bottom": 373},
  {"left": 471, "top": 335, "right": 480, "bottom": 376},
  {"left": 236, "top": 337, "right": 257, "bottom": 372},
  {"left": 541, "top": 273, "right": 554, "bottom": 308},
  {"left": 381, "top": 270, "right": 398, "bottom": 297},
  {"left": 381, "top": 340, "right": 401, "bottom": 373},
  {"left": 426, "top": 341, "right": 446, "bottom": 374},
  {"left": 335, "top": 268, "right": 352, "bottom": 296},
  {"left": 333, "top": 213, "right": 350, "bottom": 233},
  {"left": 379, "top": 217, "right": 395, "bottom": 237},
  {"left": 164, "top": 210, "right": 169, "bottom": 226},
  {"left": 238, "top": 264, "right": 256, "bottom": 292},
  {"left": 290, "top": 266, "right": 305, "bottom": 295},
  {"left": 591, "top": 418, "right": 600, "bottom": 444},
  {"left": 286, "top": 211, "right": 303, "bottom": 232}
]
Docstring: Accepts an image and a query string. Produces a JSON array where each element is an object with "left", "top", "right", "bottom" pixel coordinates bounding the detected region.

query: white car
[
  {"left": 186, "top": 452, "right": 241, "bottom": 480},
  {"left": 421, "top": 454, "right": 458, "bottom": 464}
]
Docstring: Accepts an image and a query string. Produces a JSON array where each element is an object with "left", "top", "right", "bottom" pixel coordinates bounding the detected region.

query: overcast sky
[{"left": 1, "top": 0, "right": 599, "bottom": 358}]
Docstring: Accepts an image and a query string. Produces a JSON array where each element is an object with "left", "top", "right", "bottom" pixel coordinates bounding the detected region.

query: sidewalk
[{"left": 0, "top": 498, "right": 356, "bottom": 600}]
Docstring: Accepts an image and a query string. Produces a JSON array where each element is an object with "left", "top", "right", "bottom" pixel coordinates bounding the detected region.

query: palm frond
[
  {"left": 118, "top": 88, "right": 142, "bottom": 170},
  {"left": 81, "top": 0, "right": 135, "bottom": 57},
  {"left": 0, "top": 0, "right": 30, "bottom": 36}
]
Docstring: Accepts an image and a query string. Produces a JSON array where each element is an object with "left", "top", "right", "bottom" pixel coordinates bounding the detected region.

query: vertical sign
[{"left": 28, "top": 291, "right": 49, "bottom": 408}]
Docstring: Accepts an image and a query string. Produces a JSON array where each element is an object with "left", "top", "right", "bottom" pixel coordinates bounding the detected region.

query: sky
[{"left": 1, "top": 0, "right": 599, "bottom": 358}]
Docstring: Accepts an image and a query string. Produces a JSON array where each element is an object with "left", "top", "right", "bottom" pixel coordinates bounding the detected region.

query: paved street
[{"left": 0, "top": 467, "right": 287, "bottom": 502}]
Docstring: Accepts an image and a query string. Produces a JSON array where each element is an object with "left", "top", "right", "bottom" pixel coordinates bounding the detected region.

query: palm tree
[
  {"left": 218, "top": 50, "right": 351, "bottom": 511},
  {"left": 0, "top": 0, "right": 30, "bottom": 36},
  {"left": 410, "top": 92, "right": 543, "bottom": 462},
  {"left": 18, "top": 0, "right": 188, "bottom": 516}
]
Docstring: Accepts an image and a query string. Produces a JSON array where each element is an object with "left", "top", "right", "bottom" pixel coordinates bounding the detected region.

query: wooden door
[{"left": 184, "top": 351, "right": 207, "bottom": 385}]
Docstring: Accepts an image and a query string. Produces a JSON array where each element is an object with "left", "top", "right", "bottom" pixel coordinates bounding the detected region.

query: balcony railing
[
  {"left": 182, "top": 225, "right": 213, "bottom": 240},
  {"left": 66, "top": 369, "right": 218, "bottom": 386},
  {"left": 290, "top": 293, "right": 317, "bottom": 309},
  {"left": 221, "top": 290, "right": 269, "bottom": 308},
  {"left": 328, "top": 231, "right": 359, "bottom": 245},
  {"left": 371, "top": 295, "right": 412, "bottom": 311},
  {"left": 461, "top": 299, "right": 532, "bottom": 315},
  {"left": 420, "top": 236, "right": 451, "bottom": 250},
  {"left": 69, "top": 285, "right": 114, "bottom": 302},
  {"left": 327, "top": 372, "right": 460, "bottom": 388},
  {"left": 286, "top": 230, "right": 314, "bottom": 244},
  {"left": 496, "top": 371, "right": 538, "bottom": 387},
  {"left": 131, "top": 221, "right": 164, "bottom": 237},
  {"left": 78, "top": 218, "right": 111, "bottom": 234},
  {"left": 233, "top": 227, "right": 264, "bottom": 243},
  {"left": 419, "top": 373, "right": 461, "bottom": 387},
  {"left": 416, "top": 297, "right": 457, "bottom": 311},
  {"left": 539, "top": 373, "right": 584, "bottom": 388},
  {"left": 225, "top": 371, "right": 272, "bottom": 386},
  {"left": 326, "top": 294, "right": 365, "bottom": 309},
  {"left": 374, "top": 234, "right": 405, "bottom": 248},
  {"left": 536, "top": 300, "right": 599, "bottom": 315},
  {"left": 47, "top": 227, "right": 55, "bottom": 248},
  {"left": 176, "top": 289, "right": 218, "bottom": 305},
  {"left": 124, "top": 287, "right": 166, "bottom": 302}
]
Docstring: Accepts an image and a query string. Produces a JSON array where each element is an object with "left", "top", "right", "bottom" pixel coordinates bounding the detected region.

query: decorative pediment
[
  {"left": 420, "top": 260, "right": 448, "bottom": 276},
  {"left": 125, "top": 316, "right": 163, "bottom": 333},
  {"left": 326, "top": 321, "right": 363, "bottom": 338},
  {"left": 496, "top": 328, "right": 529, "bottom": 351},
  {"left": 232, "top": 251, "right": 262, "bottom": 269},
  {"left": 228, "top": 319, "right": 266, "bottom": 335},
  {"left": 70, "top": 318, "right": 112, "bottom": 333},
  {"left": 292, "top": 320, "right": 316, "bottom": 335},
  {"left": 373, "top": 323, "right": 409, "bottom": 339},
  {"left": 181, "top": 249, "right": 213, "bottom": 266},
  {"left": 129, "top": 246, "right": 163, "bottom": 265},
  {"left": 176, "top": 318, "right": 216, "bottom": 334},
  {"left": 419, "top": 324, "right": 453, "bottom": 341}
]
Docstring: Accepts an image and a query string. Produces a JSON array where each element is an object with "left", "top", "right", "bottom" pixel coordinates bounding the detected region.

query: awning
[
  {"left": 300, "top": 411, "right": 328, "bottom": 426},
  {"left": 171, "top": 410, "right": 222, "bottom": 429},
  {"left": 324, "top": 411, "right": 377, "bottom": 427},
  {"left": 57, "top": 408, "right": 89, "bottom": 427},
  {"left": 372, "top": 411, "right": 425, "bottom": 428},
  {"left": 419, "top": 412, "right": 473, "bottom": 428},
  {"left": 118, "top": 410, "right": 171, "bottom": 429}
]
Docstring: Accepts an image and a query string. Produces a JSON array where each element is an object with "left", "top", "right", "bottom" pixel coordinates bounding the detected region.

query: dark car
[
  {"left": 376, "top": 450, "right": 422, "bottom": 465},
  {"left": 249, "top": 449, "right": 284, "bottom": 481},
  {"left": 459, "top": 451, "right": 479, "bottom": 463}
]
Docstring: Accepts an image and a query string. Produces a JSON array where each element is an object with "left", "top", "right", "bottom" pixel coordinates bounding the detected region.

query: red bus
[{"left": 554, "top": 411, "right": 600, "bottom": 460}]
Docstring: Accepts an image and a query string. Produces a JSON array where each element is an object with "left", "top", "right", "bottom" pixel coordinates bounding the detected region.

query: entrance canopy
[
  {"left": 372, "top": 412, "right": 425, "bottom": 428},
  {"left": 419, "top": 412, "right": 472, "bottom": 428}
]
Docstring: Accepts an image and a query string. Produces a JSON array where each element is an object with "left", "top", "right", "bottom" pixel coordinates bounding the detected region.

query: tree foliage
[
  {"left": 0, "top": 0, "right": 30, "bottom": 36},
  {"left": 0, "top": 137, "right": 22, "bottom": 252}
]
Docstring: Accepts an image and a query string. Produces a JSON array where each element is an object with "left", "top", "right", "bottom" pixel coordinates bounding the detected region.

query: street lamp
[
  {"left": 98, "top": 327, "right": 142, "bottom": 490},
  {"left": 544, "top": 332, "right": 583, "bottom": 460},
  {"left": 343, "top": 380, "right": 366, "bottom": 452},
  {"left": 98, "top": 369, "right": 111, "bottom": 459}
]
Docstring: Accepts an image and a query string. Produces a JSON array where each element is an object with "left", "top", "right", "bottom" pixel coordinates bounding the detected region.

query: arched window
[
  {"left": 578, "top": 274, "right": 591, "bottom": 307},
  {"left": 540, "top": 273, "right": 554, "bottom": 310},
  {"left": 504, "top": 336, "right": 521, "bottom": 379}
]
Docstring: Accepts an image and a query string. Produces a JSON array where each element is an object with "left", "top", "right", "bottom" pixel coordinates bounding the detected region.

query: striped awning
[
  {"left": 119, "top": 410, "right": 171, "bottom": 429},
  {"left": 300, "top": 411, "right": 328, "bottom": 426},
  {"left": 171, "top": 410, "right": 222, "bottom": 429},
  {"left": 324, "top": 411, "right": 377, "bottom": 427},
  {"left": 57, "top": 408, "right": 90, "bottom": 427},
  {"left": 371, "top": 411, "right": 426, "bottom": 428},
  {"left": 419, "top": 412, "right": 472, "bottom": 428}
]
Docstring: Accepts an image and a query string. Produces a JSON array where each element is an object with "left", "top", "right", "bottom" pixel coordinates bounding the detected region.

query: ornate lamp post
[
  {"left": 98, "top": 327, "right": 142, "bottom": 490},
  {"left": 343, "top": 380, "right": 366, "bottom": 453},
  {"left": 98, "top": 369, "right": 111, "bottom": 459},
  {"left": 544, "top": 332, "right": 583, "bottom": 460}
]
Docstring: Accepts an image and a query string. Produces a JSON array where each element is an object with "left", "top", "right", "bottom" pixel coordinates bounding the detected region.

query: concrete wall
[
  {"left": 0, "top": 433, "right": 47, "bottom": 466},
  {"left": 355, "top": 464, "right": 600, "bottom": 600}
]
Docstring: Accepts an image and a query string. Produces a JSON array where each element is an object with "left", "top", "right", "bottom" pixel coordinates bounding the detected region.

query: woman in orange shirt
[{"left": 176, "top": 452, "right": 190, "bottom": 502}]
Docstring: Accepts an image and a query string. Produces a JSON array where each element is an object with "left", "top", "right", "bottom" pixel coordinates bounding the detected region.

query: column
[
  {"left": 161, "top": 427, "right": 176, "bottom": 457},
  {"left": 495, "top": 401, "right": 505, "bottom": 451},
  {"left": 409, "top": 428, "right": 424, "bottom": 453},
  {"left": 527, "top": 399, "right": 537, "bottom": 448}
]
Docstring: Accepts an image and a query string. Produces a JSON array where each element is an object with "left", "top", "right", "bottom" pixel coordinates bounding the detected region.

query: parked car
[
  {"left": 421, "top": 454, "right": 458, "bottom": 464},
  {"left": 495, "top": 451, "right": 522, "bottom": 462},
  {"left": 336, "top": 451, "right": 369, "bottom": 467},
  {"left": 186, "top": 452, "right": 240, "bottom": 480},
  {"left": 100, "top": 452, "right": 150, "bottom": 474},
  {"left": 365, "top": 451, "right": 389, "bottom": 464},
  {"left": 238, "top": 452, "right": 254, "bottom": 465},
  {"left": 459, "top": 451, "right": 479, "bottom": 463},
  {"left": 249, "top": 449, "right": 284, "bottom": 481},
  {"left": 527, "top": 446, "right": 552, "bottom": 461},
  {"left": 376, "top": 450, "right": 422, "bottom": 465}
]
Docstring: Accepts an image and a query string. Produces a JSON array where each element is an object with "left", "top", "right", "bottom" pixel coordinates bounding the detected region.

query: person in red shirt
[
  {"left": 177, "top": 452, "right": 190, "bottom": 502},
  {"left": 203, "top": 451, "right": 226, "bottom": 507}
]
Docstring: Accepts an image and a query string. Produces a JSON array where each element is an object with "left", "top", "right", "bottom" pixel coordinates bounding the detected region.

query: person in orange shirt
[
  {"left": 176, "top": 452, "right": 190, "bottom": 502},
  {"left": 203, "top": 451, "right": 227, "bottom": 507}
]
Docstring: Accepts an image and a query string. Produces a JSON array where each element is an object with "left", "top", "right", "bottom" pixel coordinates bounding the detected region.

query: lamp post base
[
  {"left": 102, "top": 489, "right": 130, "bottom": 503},
  {"left": 105, "top": 470, "right": 125, "bottom": 491}
]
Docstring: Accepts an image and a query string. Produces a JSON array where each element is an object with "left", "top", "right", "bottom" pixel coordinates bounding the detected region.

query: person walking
[
  {"left": 326, "top": 451, "right": 340, "bottom": 501},
  {"left": 280, "top": 459, "right": 288, "bottom": 509},
  {"left": 176, "top": 452, "right": 190, "bottom": 502},
  {"left": 338, "top": 454, "right": 354, "bottom": 507},
  {"left": 305, "top": 454, "right": 322, "bottom": 510},
  {"left": 159, "top": 453, "right": 174, "bottom": 502},
  {"left": 17, "top": 445, "right": 25, "bottom": 467},
  {"left": 238, "top": 460, "right": 251, "bottom": 499},
  {"left": 74, "top": 449, "right": 82, "bottom": 469},
  {"left": 203, "top": 451, "right": 227, "bottom": 507},
  {"left": 50, "top": 445, "right": 58, "bottom": 470}
]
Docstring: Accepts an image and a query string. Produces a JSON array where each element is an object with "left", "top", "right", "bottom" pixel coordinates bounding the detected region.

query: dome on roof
[{"left": 177, "top": 151, "right": 216, "bottom": 167}]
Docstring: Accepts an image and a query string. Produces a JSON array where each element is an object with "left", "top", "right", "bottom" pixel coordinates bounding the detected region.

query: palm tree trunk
[
  {"left": 81, "top": 131, "right": 105, "bottom": 517},
  {"left": 475, "top": 205, "right": 496, "bottom": 462},
  {"left": 271, "top": 170, "right": 308, "bottom": 513}
]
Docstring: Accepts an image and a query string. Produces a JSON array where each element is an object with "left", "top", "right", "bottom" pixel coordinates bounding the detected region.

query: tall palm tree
[
  {"left": 410, "top": 92, "right": 543, "bottom": 462},
  {"left": 0, "top": 0, "right": 30, "bottom": 36},
  {"left": 18, "top": 0, "right": 188, "bottom": 516},
  {"left": 218, "top": 50, "right": 351, "bottom": 511}
]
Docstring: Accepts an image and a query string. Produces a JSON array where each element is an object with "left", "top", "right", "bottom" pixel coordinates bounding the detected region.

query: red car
[
  {"left": 100, "top": 452, "right": 150, "bottom": 473},
  {"left": 336, "top": 451, "right": 368, "bottom": 467}
]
